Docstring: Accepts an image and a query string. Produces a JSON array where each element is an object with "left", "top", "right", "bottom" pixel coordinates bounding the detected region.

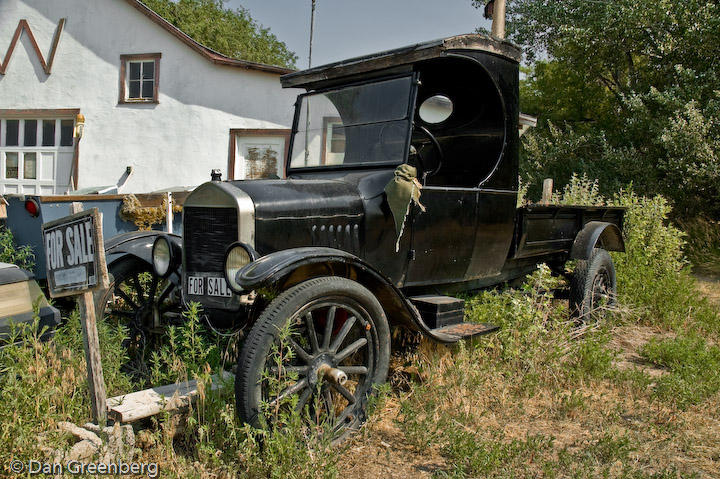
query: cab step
[
  {"left": 409, "top": 295, "right": 466, "bottom": 329},
  {"left": 430, "top": 322, "right": 500, "bottom": 342}
]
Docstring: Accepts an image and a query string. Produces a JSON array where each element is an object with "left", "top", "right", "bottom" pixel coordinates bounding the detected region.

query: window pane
[
  {"left": 41, "top": 152, "right": 54, "bottom": 179},
  {"left": 330, "top": 125, "right": 346, "bottom": 153},
  {"left": 24, "top": 120, "right": 37, "bottom": 146},
  {"left": 141, "top": 80, "right": 154, "bottom": 99},
  {"left": 129, "top": 80, "right": 141, "bottom": 99},
  {"left": 6, "top": 120, "right": 19, "bottom": 146},
  {"left": 23, "top": 152, "right": 37, "bottom": 179},
  {"left": 129, "top": 62, "right": 141, "bottom": 81},
  {"left": 60, "top": 119, "right": 74, "bottom": 146},
  {"left": 142, "top": 61, "right": 154, "bottom": 80},
  {"left": 5, "top": 152, "right": 19, "bottom": 179},
  {"left": 42, "top": 120, "right": 56, "bottom": 146}
]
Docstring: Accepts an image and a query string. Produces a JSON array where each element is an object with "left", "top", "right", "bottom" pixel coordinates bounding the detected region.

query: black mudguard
[
  {"left": 570, "top": 221, "right": 625, "bottom": 260},
  {"left": 236, "top": 247, "right": 458, "bottom": 344},
  {"left": 105, "top": 231, "right": 182, "bottom": 268}
]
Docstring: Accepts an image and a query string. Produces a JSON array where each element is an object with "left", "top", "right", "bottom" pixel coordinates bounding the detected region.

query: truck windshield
[{"left": 289, "top": 76, "right": 414, "bottom": 170}]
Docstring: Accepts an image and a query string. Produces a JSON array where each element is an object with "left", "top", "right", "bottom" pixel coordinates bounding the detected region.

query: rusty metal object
[{"left": 317, "top": 365, "right": 348, "bottom": 385}]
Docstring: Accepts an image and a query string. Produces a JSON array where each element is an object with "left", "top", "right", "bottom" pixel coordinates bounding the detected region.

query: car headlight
[
  {"left": 152, "top": 236, "right": 173, "bottom": 277},
  {"left": 224, "top": 242, "right": 256, "bottom": 293}
]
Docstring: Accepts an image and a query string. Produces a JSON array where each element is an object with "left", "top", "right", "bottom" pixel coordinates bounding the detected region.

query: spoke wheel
[
  {"left": 236, "top": 276, "right": 390, "bottom": 442},
  {"left": 94, "top": 256, "right": 181, "bottom": 381},
  {"left": 569, "top": 248, "right": 617, "bottom": 323}
]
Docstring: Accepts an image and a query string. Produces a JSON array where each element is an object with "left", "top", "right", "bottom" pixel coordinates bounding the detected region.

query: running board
[{"left": 430, "top": 322, "right": 499, "bottom": 343}]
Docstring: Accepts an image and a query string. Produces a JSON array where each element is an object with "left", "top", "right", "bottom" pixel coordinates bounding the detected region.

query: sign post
[{"left": 42, "top": 202, "right": 109, "bottom": 424}]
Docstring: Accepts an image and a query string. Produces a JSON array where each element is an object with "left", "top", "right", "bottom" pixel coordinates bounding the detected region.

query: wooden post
[
  {"left": 165, "top": 192, "right": 173, "bottom": 234},
  {"left": 542, "top": 178, "right": 554, "bottom": 205},
  {"left": 70, "top": 202, "right": 108, "bottom": 425}
]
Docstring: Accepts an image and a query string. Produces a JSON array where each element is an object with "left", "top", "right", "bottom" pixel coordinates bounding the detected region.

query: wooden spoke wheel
[
  {"left": 235, "top": 276, "right": 390, "bottom": 442},
  {"left": 94, "top": 256, "right": 181, "bottom": 380}
]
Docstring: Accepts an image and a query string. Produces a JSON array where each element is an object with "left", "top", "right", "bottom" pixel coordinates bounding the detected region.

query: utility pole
[
  {"left": 309, "top": 0, "right": 316, "bottom": 69},
  {"left": 490, "top": 0, "right": 506, "bottom": 39},
  {"left": 304, "top": 0, "right": 316, "bottom": 166}
]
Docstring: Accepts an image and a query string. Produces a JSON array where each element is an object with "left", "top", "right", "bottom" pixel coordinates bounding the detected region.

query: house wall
[{"left": 0, "top": 0, "right": 300, "bottom": 193}]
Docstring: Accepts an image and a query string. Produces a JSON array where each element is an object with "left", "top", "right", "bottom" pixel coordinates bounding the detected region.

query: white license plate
[
  {"left": 206, "top": 277, "right": 232, "bottom": 297},
  {"left": 188, "top": 276, "right": 232, "bottom": 297},
  {"left": 187, "top": 276, "right": 204, "bottom": 295}
]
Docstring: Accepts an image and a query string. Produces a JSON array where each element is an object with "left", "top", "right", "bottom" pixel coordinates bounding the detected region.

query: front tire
[
  {"left": 235, "top": 276, "right": 390, "bottom": 441},
  {"left": 569, "top": 248, "right": 617, "bottom": 321}
]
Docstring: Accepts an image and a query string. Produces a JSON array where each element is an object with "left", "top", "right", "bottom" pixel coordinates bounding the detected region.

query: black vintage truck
[{"left": 97, "top": 34, "right": 625, "bottom": 437}]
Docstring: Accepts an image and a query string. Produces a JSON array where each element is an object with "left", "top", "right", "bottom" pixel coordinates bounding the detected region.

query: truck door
[{"left": 403, "top": 186, "right": 479, "bottom": 286}]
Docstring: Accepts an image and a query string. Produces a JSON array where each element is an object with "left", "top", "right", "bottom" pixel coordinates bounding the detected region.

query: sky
[{"left": 227, "top": 0, "right": 492, "bottom": 68}]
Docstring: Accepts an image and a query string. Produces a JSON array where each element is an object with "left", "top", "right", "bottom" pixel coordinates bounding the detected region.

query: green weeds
[
  {"left": 0, "top": 226, "right": 35, "bottom": 270},
  {"left": 641, "top": 335, "right": 720, "bottom": 408}
]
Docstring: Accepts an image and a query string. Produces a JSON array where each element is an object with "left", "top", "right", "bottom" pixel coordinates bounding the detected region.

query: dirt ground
[{"left": 339, "top": 274, "right": 720, "bottom": 479}]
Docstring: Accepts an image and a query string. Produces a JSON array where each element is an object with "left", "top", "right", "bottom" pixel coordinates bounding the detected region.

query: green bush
[
  {"left": 149, "top": 302, "right": 222, "bottom": 385},
  {"left": 610, "top": 190, "right": 719, "bottom": 334},
  {"left": 541, "top": 174, "right": 719, "bottom": 335},
  {"left": 0, "top": 226, "right": 34, "bottom": 270}
]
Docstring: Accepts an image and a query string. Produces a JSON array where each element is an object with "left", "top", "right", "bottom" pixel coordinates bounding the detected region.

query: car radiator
[{"left": 182, "top": 206, "right": 239, "bottom": 309}]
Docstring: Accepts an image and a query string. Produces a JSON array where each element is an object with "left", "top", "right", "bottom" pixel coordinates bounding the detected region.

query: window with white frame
[
  {"left": 119, "top": 53, "right": 161, "bottom": 103},
  {"left": 0, "top": 116, "right": 75, "bottom": 194}
]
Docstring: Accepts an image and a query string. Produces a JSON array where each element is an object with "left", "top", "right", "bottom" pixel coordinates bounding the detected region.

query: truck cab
[{"left": 142, "top": 34, "right": 625, "bottom": 437}]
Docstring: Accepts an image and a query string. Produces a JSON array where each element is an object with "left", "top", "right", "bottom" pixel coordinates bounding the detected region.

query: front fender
[
  {"left": 237, "top": 247, "right": 458, "bottom": 344},
  {"left": 570, "top": 221, "right": 625, "bottom": 260},
  {"left": 237, "top": 247, "right": 369, "bottom": 290},
  {"left": 105, "top": 231, "right": 182, "bottom": 267}
]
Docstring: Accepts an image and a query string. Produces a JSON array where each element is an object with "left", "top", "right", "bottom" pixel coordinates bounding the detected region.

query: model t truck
[{"left": 96, "top": 34, "right": 625, "bottom": 437}]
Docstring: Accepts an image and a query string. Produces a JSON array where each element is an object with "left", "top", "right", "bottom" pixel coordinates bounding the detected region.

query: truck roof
[{"left": 280, "top": 34, "right": 522, "bottom": 90}]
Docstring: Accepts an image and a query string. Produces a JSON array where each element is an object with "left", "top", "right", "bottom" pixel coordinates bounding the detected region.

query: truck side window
[{"left": 414, "top": 58, "right": 505, "bottom": 188}]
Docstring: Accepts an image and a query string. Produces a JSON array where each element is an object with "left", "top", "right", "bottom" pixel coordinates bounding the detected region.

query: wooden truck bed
[{"left": 510, "top": 205, "right": 625, "bottom": 260}]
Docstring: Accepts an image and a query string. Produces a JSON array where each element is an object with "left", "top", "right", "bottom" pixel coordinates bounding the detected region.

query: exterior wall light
[{"left": 74, "top": 113, "right": 85, "bottom": 139}]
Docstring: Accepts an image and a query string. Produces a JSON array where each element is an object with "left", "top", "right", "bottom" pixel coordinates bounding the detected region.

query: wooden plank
[
  {"left": 38, "top": 192, "right": 191, "bottom": 207},
  {"left": 70, "top": 202, "right": 108, "bottom": 425},
  {"left": 107, "top": 372, "right": 234, "bottom": 423}
]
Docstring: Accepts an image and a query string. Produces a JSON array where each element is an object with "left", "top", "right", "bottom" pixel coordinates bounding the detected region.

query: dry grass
[
  {"left": 336, "top": 272, "right": 720, "bottom": 479},
  {"left": 695, "top": 274, "right": 720, "bottom": 306},
  {"left": 338, "top": 330, "right": 720, "bottom": 478}
]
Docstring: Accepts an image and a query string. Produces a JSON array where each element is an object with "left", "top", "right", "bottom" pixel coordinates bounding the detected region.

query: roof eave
[{"left": 126, "top": 0, "right": 295, "bottom": 75}]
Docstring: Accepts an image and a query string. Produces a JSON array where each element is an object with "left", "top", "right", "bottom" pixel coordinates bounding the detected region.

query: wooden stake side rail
[{"left": 107, "top": 372, "right": 234, "bottom": 423}]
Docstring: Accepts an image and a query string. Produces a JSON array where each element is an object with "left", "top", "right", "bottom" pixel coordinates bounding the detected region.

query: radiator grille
[{"left": 183, "top": 207, "right": 238, "bottom": 274}]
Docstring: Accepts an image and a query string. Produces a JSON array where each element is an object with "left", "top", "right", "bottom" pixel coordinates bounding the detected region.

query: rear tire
[
  {"left": 235, "top": 276, "right": 390, "bottom": 442},
  {"left": 569, "top": 248, "right": 617, "bottom": 321}
]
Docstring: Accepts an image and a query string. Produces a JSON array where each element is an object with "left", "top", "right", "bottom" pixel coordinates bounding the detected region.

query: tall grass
[{"left": 0, "top": 311, "right": 131, "bottom": 470}]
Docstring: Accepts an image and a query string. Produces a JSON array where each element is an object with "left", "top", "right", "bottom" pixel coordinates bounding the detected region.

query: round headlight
[
  {"left": 152, "top": 236, "right": 172, "bottom": 277},
  {"left": 224, "top": 243, "right": 254, "bottom": 293}
]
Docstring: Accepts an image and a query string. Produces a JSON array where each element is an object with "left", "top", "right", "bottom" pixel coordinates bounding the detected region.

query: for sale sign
[{"left": 42, "top": 208, "right": 109, "bottom": 298}]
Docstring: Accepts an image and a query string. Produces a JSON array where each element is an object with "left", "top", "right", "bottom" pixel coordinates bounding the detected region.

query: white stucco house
[{"left": 0, "top": 0, "right": 300, "bottom": 195}]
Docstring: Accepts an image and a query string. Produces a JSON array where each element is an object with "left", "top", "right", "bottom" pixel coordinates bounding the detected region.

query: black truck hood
[
  {"left": 227, "top": 177, "right": 368, "bottom": 256},
  {"left": 229, "top": 178, "right": 364, "bottom": 222}
]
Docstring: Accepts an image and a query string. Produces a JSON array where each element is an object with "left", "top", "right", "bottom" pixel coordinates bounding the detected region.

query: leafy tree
[
  {"left": 475, "top": 0, "right": 720, "bottom": 217},
  {"left": 142, "top": 0, "right": 297, "bottom": 68}
]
